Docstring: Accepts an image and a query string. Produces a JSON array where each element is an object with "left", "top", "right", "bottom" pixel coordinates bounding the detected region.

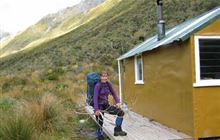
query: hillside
[
  {"left": 0, "top": 1, "right": 220, "bottom": 139},
  {"left": 0, "top": 0, "right": 219, "bottom": 76},
  {"left": 0, "top": 0, "right": 106, "bottom": 57}
]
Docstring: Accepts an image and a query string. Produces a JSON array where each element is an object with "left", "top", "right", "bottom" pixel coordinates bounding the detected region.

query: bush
[
  {"left": 40, "top": 68, "right": 65, "bottom": 81},
  {"left": 41, "top": 73, "right": 59, "bottom": 81},
  {"left": 1, "top": 77, "right": 27, "bottom": 93},
  {"left": 1, "top": 82, "right": 10, "bottom": 93}
]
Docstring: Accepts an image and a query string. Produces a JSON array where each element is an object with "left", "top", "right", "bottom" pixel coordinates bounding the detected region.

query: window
[
  {"left": 194, "top": 36, "right": 220, "bottom": 87},
  {"left": 134, "top": 54, "right": 144, "bottom": 84}
]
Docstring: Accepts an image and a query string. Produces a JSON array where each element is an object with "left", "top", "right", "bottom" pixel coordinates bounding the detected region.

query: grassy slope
[{"left": 0, "top": 0, "right": 219, "bottom": 76}]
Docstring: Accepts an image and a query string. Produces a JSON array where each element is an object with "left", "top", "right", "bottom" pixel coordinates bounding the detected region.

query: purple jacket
[{"left": 93, "top": 81, "right": 119, "bottom": 112}]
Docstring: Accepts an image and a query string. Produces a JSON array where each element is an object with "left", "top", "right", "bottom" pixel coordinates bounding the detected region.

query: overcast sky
[{"left": 0, "top": 0, "right": 81, "bottom": 34}]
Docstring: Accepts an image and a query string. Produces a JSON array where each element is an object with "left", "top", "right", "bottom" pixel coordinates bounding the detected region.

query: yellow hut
[{"left": 117, "top": 6, "right": 220, "bottom": 140}]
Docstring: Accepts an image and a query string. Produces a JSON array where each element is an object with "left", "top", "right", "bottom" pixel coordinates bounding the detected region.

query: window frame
[
  {"left": 194, "top": 36, "right": 220, "bottom": 87},
  {"left": 134, "top": 54, "right": 144, "bottom": 84}
]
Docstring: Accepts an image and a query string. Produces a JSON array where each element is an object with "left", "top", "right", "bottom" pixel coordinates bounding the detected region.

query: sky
[{"left": 0, "top": 0, "right": 81, "bottom": 34}]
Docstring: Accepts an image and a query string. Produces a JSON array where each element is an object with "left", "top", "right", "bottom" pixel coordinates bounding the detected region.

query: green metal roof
[{"left": 118, "top": 6, "right": 220, "bottom": 61}]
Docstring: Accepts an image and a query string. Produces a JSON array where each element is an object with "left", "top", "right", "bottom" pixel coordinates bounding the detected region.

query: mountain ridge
[
  {"left": 0, "top": 0, "right": 107, "bottom": 57},
  {"left": 0, "top": 29, "right": 10, "bottom": 42}
]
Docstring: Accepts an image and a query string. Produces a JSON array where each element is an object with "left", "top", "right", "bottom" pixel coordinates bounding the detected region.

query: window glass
[
  {"left": 199, "top": 39, "right": 220, "bottom": 80},
  {"left": 136, "top": 55, "right": 143, "bottom": 81},
  {"left": 135, "top": 55, "right": 143, "bottom": 84}
]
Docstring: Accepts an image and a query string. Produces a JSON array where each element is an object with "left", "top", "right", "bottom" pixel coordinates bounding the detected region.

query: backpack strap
[
  {"left": 97, "top": 82, "right": 102, "bottom": 94},
  {"left": 106, "top": 81, "right": 113, "bottom": 95}
]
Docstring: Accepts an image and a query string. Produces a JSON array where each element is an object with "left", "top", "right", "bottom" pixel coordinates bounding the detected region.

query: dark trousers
[{"left": 95, "top": 104, "right": 124, "bottom": 137}]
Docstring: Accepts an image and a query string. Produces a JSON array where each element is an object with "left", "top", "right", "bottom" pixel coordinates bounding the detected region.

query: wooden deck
[{"left": 85, "top": 106, "right": 193, "bottom": 140}]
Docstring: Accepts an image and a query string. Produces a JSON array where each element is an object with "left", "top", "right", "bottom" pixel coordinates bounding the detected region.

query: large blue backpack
[{"left": 86, "top": 72, "right": 101, "bottom": 106}]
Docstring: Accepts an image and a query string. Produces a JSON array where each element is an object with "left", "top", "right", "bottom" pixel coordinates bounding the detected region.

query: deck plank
[{"left": 85, "top": 106, "right": 193, "bottom": 140}]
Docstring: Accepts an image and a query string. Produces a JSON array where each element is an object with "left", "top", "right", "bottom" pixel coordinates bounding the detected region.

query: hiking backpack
[{"left": 86, "top": 72, "right": 101, "bottom": 106}]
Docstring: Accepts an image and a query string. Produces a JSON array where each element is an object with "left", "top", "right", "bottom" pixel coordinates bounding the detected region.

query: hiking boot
[
  {"left": 97, "top": 135, "right": 104, "bottom": 140},
  {"left": 96, "top": 128, "right": 104, "bottom": 140},
  {"left": 114, "top": 126, "right": 127, "bottom": 136}
]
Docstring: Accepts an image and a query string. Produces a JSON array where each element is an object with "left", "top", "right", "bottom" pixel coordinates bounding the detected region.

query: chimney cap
[{"left": 157, "top": 0, "right": 163, "bottom": 5}]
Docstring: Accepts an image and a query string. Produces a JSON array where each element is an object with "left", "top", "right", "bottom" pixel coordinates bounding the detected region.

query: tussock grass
[
  {"left": 0, "top": 92, "right": 80, "bottom": 140},
  {"left": 20, "top": 94, "right": 63, "bottom": 132},
  {"left": 0, "top": 113, "right": 35, "bottom": 140},
  {"left": 0, "top": 70, "right": 94, "bottom": 139}
]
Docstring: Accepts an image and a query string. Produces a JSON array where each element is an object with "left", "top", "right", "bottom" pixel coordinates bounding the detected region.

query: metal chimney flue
[{"left": 156, "top": 0, "right": 165, "bottom": 41}]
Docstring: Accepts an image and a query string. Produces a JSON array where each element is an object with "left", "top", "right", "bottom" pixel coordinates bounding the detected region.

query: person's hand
[
  {"left": 95, "top": 110, "right": 101, "bottom": 116},
  {"left": 116, "top": 103, "right": 121, "bottom": 109}
]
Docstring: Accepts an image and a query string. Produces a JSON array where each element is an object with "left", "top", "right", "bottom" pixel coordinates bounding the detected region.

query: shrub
[
  {"left": 41, "top": 73, "right": 59, "bottom": 81},
  {"left": 1, "top": 82, "right": 10, "bottom": 93},
  {"left": 1, "top": 77, "right": 27, "bottom": 93},
  {"left": 40, "top": 68, "right": 66, "bottom": 81}
]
